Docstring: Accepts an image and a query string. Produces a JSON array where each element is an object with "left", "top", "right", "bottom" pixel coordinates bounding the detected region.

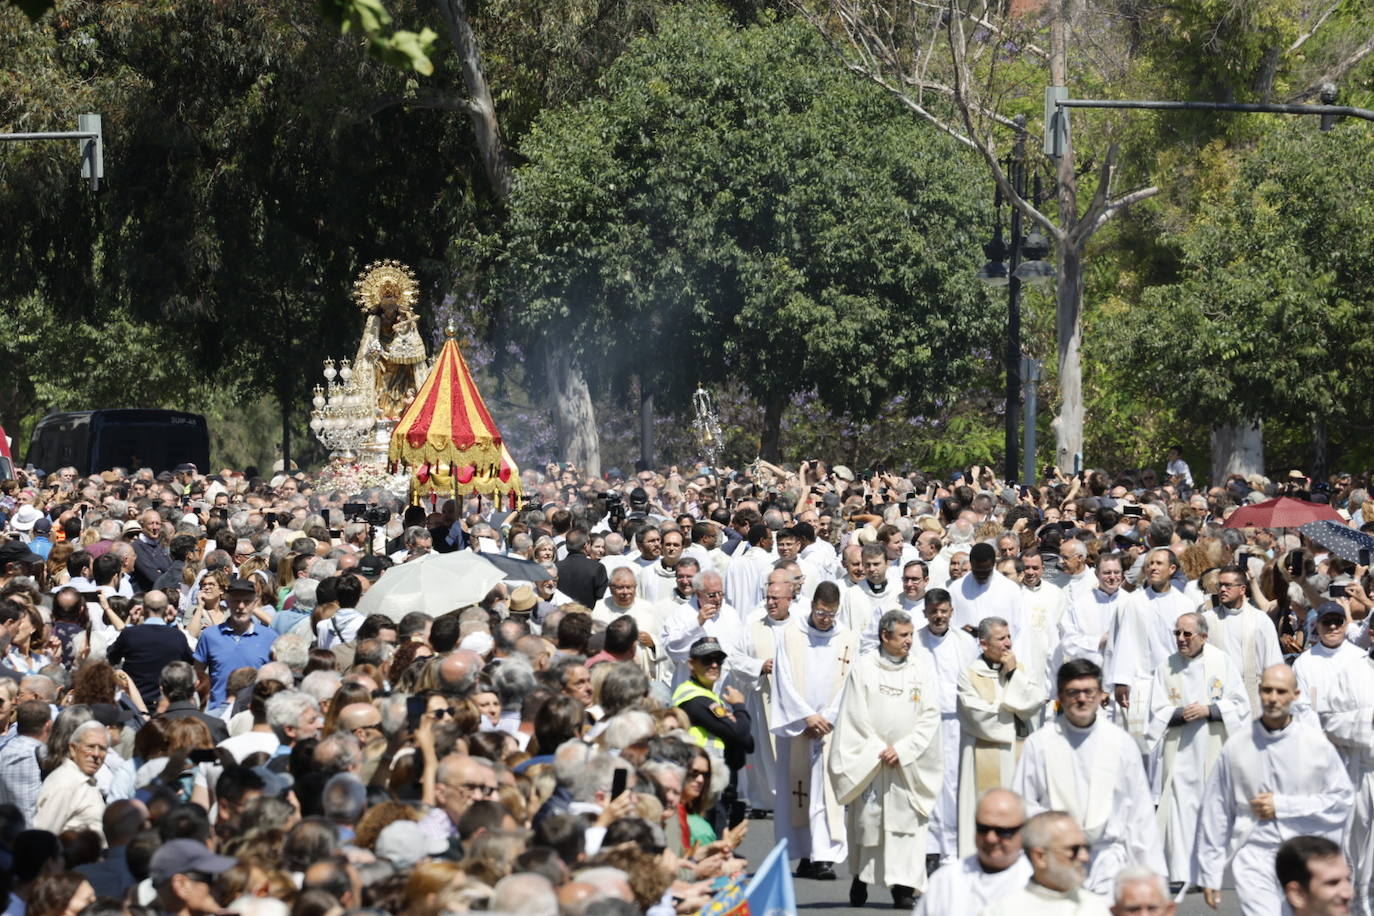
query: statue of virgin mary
[{"left": 351, "top": 260, "right": 430, "bottom": 419}]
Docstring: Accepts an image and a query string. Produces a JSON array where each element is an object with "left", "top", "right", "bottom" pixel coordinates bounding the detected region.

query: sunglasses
[{"left": 976, "top": 822, "right": 1023, "bottom": 839}]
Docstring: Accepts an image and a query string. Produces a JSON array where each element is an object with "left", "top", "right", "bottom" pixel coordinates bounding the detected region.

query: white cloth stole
[
  {"left": 783, "top": 623, "right": 856, "bottom": 837},
  {"left": 1155, "top": 647, "right": 1228, "bottom": 834},
  {"left": 1042, "top": 720, "right": 1115, "bottom": 845}
]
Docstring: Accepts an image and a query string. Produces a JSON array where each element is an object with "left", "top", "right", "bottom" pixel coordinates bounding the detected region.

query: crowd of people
[{"left": 0, "top": 453, "right": 1370, "bottom": 916}]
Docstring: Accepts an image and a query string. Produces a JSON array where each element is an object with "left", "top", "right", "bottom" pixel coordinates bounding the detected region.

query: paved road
[{"left": 734, "top": 815, "right": 1244, "bottom": 914}]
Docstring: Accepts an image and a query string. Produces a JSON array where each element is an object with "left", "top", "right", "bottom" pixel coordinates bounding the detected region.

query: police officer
[{"left": 672, "top": 636, "right": 754, "bottom": 832}]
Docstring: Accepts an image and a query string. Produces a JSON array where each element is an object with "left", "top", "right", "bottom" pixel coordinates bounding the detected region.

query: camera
[{"left": 343, "top": 502, "right": 392, "bottom": 527}]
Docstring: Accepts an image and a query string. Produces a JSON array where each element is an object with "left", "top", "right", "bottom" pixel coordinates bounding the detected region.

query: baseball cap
[
  {"left": 225, "top": 578, "right": 257, "bottom": 594},
  {"left": 89, "top": 703, "right": 135, "bottom": 727},
  {"left": 375, "top": 821, "right": 448, "bottom": 870},
  {"left": 1316, "top": 601, "right": 1347, "bottom": 622},
  {"left": 689, "top": 636, "right": 726, "bottom": 661},
  {"left": 32, "top": 517, "right": 52, "bottom": 536},
  {"left": 357, "top": 554, "right": 391, "bottom": 580},
  {"left": 149, "top": 839, "right": 237, "bottom": 884},
  {"left": 0, "top": 541, "right": 43, "bottom": 566}
]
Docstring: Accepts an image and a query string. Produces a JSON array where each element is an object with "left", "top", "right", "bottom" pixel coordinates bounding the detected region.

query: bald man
[
  {"left": 439, "top": 649, "right": 483, "bottom": 695},
  {"left": 918, "top": 789, "right": 1032, "bottom": 915},
  {"left": 336, "top": 703, "right": 384, "bottom": 748},
  {"left": 1195, "top": 665, "right": 1353, "bottom": 915}
]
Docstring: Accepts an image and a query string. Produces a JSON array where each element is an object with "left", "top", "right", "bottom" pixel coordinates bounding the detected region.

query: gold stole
[
  {"left": 969, "top": 665, "right": 1021, "bottom": 796},
  {"left": 785, "top": 625, "right": 857, "bottom": 836},
  {"left": 1155, "top": 648, "right": 1228, "bottom": 834}
]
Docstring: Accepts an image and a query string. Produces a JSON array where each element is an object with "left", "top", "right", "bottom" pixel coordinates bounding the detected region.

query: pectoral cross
[
  {"left": 839, "top": 643, "right": 854, "bottom": 677},
  {"left": 793, "top": 780, "right": 808, "bottom": 810}
]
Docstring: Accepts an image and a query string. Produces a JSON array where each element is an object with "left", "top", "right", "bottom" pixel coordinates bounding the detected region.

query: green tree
[
  {"left": 1109, "top": 122, "right": 1374, "bottom": 475},
  {"left": 498, "top": 9, "right": 998, "bottom": 457}
]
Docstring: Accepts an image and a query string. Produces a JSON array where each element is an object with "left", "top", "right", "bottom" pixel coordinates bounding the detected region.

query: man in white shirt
[
  {"left": 1013, "top": 658, "right": 1165, "bottom": 893},
  {"left": 724, "top": 525, "right": 774, "bottom": 620},
  {"left": 662, "top": 570, "right": 745, "bottom": 689},
  {"left": 897, "top": 560, "right": 930, "bottom": 615},
  {"left": 1201, "top": 564, "right": 1283, "bottom": 716},
  {"left": 1195, "top": 665, "right": 1353, "bottom": 915},
  {"left": 951, "top": 543, "right": 1024, "bottom": 635},
  {"left": 837, "top": 543, "right": 900, "bottom": 653},
  {"left": 915, "top": 588, "right": 980, "bottom": 864},
  {"left": 917, "top": 788, "right": 1032, "bottom": 916},
  {"left": 1292, "top": 601, "right": 1363, "bottom": 736}
]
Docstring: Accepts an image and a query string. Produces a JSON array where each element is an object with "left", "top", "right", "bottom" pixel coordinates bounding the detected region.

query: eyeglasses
[
  {"left": 700, "top": 591, "right": 724, "bottom": 599},
  {"left": 455, "top": 782, "right": 498, "bottom": 797},
  {"left": 429, "top": 708, "right": 451, "bottom": 719},
  {"left": 687, "top": 769, "right": 709, "bottom": 780},
  {"left": 1061, "top": 688, "right": 1099, "bottom": 700},
  {"left": 1173, "top": 630, "right": 1198, "bottom": 638},
  {"left": 1052, "top": 843, "right": 1091, "bottom": 859},
  {"left": 697, "top": 658, "right": 724, "bottom": 668},
  {"left": 902, "top": 576, "right": 925, "bottom": 582},
  {"left": 812, "top": 609, "right": 838, "bottom": 619},
  {"left": 1219, "top": 581, "right": 1246, "bottom": 589},
  {"left": 975, "top": 822, "right": 1023, "bottom": 839}
]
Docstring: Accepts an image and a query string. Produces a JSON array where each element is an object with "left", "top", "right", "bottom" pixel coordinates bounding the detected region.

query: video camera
[{"left": 342, "top": 502, "right": 392, "bottom": 527}]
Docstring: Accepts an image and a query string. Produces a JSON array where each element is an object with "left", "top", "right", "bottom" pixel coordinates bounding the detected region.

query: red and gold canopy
[
  {"left": 390, "top": 327, "right": 523, "bottom": 508},
  {"left": 411, "top": 443, "right": 523, "bottom": 510},
  {"left": 390, "top": 329, "right": 503, "bottom": 472}
]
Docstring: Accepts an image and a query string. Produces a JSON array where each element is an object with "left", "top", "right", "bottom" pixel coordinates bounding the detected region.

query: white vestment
[
  {"left": 1014, "top": 715, "right": 1166, "bottom": 894},
  {"left": 1200, "top": 603, "right": 1282, "bottom": 716},
  {"left": 914, "top": 624, "right": 980, "bottom": 859},
  {"left": 635, "top": 561, "right": 677, "bottom": 605},
  {"left": 1318, "top": 655, "right": 1374, "bottom": 915},
  {"left": 661, "top": 598, "right": 746, "bottom": 690},
  {"left": 1020, "top": 581, "right": 1067, "bottom": 716},
  {"left": 956, "top": 656, "right": 1046, "bottom": 857},
  {"left": 800, "top": 540, "right": 837, "bottom": 580},
  {"left": 1056, "top": 567, "right": 1099, "bottom": 605},
  {"left": 837, "top": 579, "right": 900, "bottom": 655},
  {"left": 771, "top": 616, "right": 859, "bottom": 863},
  {"left": 733, "top": 610, "right": 790, "bottom": 812},
  {"left": 950, "top": 571, "right": 1024, "bottom": 635},
  {"left": 1058, "top": 587, "right": 1126, "bottom": 671},
  {"left": 827, "top": 649, "right": 942, "bottom": 891},
  {"left": 1107, "top": 584, "right": 1193, "bottom": 740},
  {"left": 915, "top": 854, "right": 1032, "bottom": 916},
  {"left": 1195, "top": 719, "right": 1354, "bottom": 916},
  {"left": 723, "top": 546, "right": 772, "bottom": 625},
  {"left": 1143, "top": 644, "right": 1249, "bottom": 883},
  {"left": 592, "top": 597, "right": 669, "bottom": 682},
  {"left": 1292, "top": 638, "right": 1363, "bottom": 737},
  {"left": 978, "top": 883, "right": 1112, "bottom": 916}
]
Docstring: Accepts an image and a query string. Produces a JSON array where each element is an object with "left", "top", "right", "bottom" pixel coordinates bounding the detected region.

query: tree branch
[
  {"left": 1288, "top": 36, "right": 1374, "bottom": 101},
  {"left": 1288, "top": 0, "right": 1340, "bottom": 54},
  {"left": 1082, "top": 185, "right": 1160, "bottom": 238}
]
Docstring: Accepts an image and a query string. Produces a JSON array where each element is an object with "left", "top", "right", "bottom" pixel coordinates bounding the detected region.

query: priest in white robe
[
  {"left": 951, "top": 543, "right": 1024, "bottom": 635},
  {"left": 1053, "top": 539, "right": 1098, "bottom": 604},
  {"left": 956, "top": 616, "right": 1046, "bottom": 857},
  {"left": 1143, "top": 612, "right": 1249, "bottom": 885},
  {"left": 828, "top": 609, "right": 942, "bottom": 909},
  {"left": 1200, "top": 565, "right": 1283, "bottom": 717},
  {"left": 732, "top": 577, "right": 794, "bottom": 814},
  {"left": 977, "top": 811, "right": 1113, "bottom": 916},
  {"left": 723, "top": 525, "right": 773, "bottom": 624},
  {"left": 897, "top": 559, "right": 929, "bottom": 615},
  {"left": 1315, "top": 649, "right": 1374, "bottom": 915},
  {"left": 1107, "top": 549, "right": 1192, "bottom": 741},
  {"left": 771, "top": 581, "right": 859, "bottom": 879},
  {"left": 1058, "top": 554, "right": 1127, "bottom": 672},
  {"left": 1292, "top": 601, "right": 1364, "bottom": 739},
  {"left": 917, "top": 788, "right": 1032, "bottom": 916},
  {"left": 1013, "top": 658, "right": 1166, "bottom": 894},
  {"left": 837, "top": 544, "right": 900, "bottom": 654},
  {"left": 1019, "top": 550, "right": 1067, "bottom": 720},
  {"left": 774, "top": 528, "right": 820, "bottom": 601},
  {"left": 635, "top": 541, "right": 680, "bottom": 605},
  {"left": 914, "top": 586, "right": 980, "bottom": 862},
  {"left": 661, "top": 570, "right": 745, "bottom": 690},
  {"left": 593, "top": 566, "right": 670, "bottom": 681},
  {"left": 1195, "top": 664, "right": 1354, "bottom": 915}
]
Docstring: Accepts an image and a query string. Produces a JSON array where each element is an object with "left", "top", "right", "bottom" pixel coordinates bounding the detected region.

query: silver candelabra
[{"left": 309, "top": 358, "right": 376, "bottom": 460}]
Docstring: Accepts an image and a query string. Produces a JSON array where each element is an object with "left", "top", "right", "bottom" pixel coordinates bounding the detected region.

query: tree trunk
[
  {"left": 760, "top": 390, "right": 785, "bottom": 461},
  {"left": 1210, "top": 420, "right": 1264, "bottom": 483},
  {"left": 1312, "top": 419, "right": 1328, "bottom": 482},
  {"left": 1051, "top": 244, "right": 1085, "bottom": 471},
  {"left": 434, "top": 0, "right": 512, "bottom": 200},
  {"left": 545, "top": 348, "right": 600, "bottom": 477},
  {"left": 281, "top": 396, "right": 291, "bottom": 472},
  {"left": 639, "top": 383, "right": 654, "bottom": 471}
]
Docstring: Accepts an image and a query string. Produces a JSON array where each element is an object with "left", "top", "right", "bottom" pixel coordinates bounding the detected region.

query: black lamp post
[{"left": 978, "top": 126, "right": 1055, "bottom": 483}]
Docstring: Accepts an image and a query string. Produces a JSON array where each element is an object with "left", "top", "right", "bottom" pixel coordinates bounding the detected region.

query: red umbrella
[{"left": 1223, "top": 496, "right": 1343, "bottom": 529}]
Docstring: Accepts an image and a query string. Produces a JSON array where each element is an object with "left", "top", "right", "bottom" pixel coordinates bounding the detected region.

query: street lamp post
[{"left": 978, "top": 123, "right": 1055, "bottom": 484}]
